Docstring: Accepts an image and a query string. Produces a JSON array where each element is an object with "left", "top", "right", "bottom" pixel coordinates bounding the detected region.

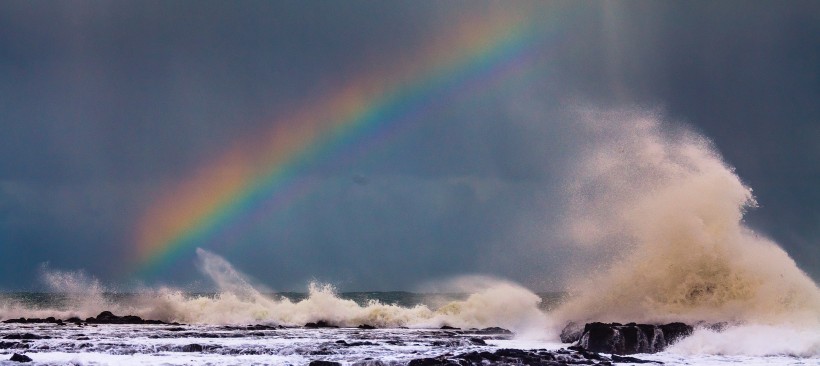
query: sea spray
[
  {"left": 553, "top": 107, "right": 820, "bottom": 328},
  {"left": 2, "top": 250, "right": 549, "bottom": 333},
  {"left": 669, "top": 324, "right": 820, "bottom": 357}
]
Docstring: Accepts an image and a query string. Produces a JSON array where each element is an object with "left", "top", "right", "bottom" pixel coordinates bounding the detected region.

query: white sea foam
[{"left": 669, "top": 324, "right": 820, "bottom": 357}]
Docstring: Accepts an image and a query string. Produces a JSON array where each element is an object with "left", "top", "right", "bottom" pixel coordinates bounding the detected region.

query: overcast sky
[{"left": 1, "top": 1, "right": 818, "bottom": 291}]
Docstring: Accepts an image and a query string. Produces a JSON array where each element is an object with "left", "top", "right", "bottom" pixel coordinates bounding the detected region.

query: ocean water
[
  {"left": 0, "top": 287, "right": 817, "bottom": 365},
  {"left": 2, "top": 110, "right": 819, "bottom": 364}
]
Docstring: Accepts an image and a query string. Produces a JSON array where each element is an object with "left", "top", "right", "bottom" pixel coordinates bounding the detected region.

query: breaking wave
[
  {"left": 553, "top": 107, "right": 820, "bottom": 329},
  {"left": 0, "top": 249, "right": 549, "bottom": 333}
]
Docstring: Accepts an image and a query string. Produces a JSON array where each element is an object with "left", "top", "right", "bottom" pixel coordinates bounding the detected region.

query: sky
[{"left": 0, "top": 1, "right": 818, "bottom": 291}]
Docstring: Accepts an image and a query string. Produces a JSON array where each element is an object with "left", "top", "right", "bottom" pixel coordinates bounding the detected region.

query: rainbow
[{"left": 134, "top": 6, "right": 566, "bottom": 276}]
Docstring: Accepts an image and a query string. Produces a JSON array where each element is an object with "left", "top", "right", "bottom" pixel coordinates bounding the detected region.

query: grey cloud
[{"left": 0, "top": 1, "right": 818, "bottom": 290}]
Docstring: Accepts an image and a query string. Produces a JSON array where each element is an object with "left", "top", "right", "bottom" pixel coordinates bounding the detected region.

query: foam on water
[{"left": 669, "top": 324, "right": 820, "bottom": 357}]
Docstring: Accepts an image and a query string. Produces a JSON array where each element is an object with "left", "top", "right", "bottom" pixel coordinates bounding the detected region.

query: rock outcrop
[
  {"left": 405, "top": 347, "right": 659, "bottom": 365},
  {"left": 574, "top": 322, "right": 694, "bottom": 354},
  {"left": 9, "top": 353, "right": 32, "bottom": 363},
  {"left": 3, "top": 311, "right": 174, "bottom": 326}
]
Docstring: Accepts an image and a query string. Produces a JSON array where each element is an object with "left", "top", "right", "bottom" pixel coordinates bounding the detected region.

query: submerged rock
[
  {"left": 472, "top": 327, "right": 513, "bottom": 335},
  {"left": 577, "top": 322, "right": 694, "bottom": 354},
  {"left": 405, "top": 347, "right": 653, "bottom": 365},
  {"left": 3, "top": 334, "right": 51, "bottom": 340},
  {"left": 304, "top": 320, "right": 338, "bottom": 328},
  {"left": 181, "top": 343, "right": 203, "bottom": 352},
  {"left": 308, "top": 360, "right": 341, "bottom": 366},
  {"left": 9, "top": 353, "right": 32, "bottom": 362}
]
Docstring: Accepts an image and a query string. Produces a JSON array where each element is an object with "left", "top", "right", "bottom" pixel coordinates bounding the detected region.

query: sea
[
  {"left": 0, "top": 287, "right": 817, "bottom": 366},
  {"left": 2, "top": 113, "right": 819, "bottom": 365}
]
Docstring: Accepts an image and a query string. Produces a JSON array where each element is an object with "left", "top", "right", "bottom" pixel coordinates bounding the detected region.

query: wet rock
[
  {"left": 611, "top": 354, "right": 663, "bottom": 364},
  {"left": 305, "top": 320, "right": 338, "bottom": 328},
  {"left": 577, "top": 322, "right": 694, "bottom": 354},
  {"left": 472, "top": 326, "right": 513, "bottom": 335},
  {"left": 2, "top": 318, "right": 27, "bottom": 323},
  {"left": 246, "top": 324, "right": 279, "bottom": 330},
  {"left": 357, "top": 324, "right": 376, "bottom": 330},
  {"left": 560, "top": 321, "right": 584, "bottom": 343},
  {"left": 439, "top": 325, "right": 460, "bottom": 330},
  {"left": 0, "top": 341, "right": 24, "bottom": 349},
  {"left": 660, "top": 322, "right": 694, "bottom": 344},
  {"left": 181, "top": 343, "right": 204, "bottom": 352},
  {"left": 335, "top": 340, "right": 378, "bottom": 347},
  {"left": 9, "top": 353, "right": 32, "bottom": 362},
  {"left": 84, "top": 311, "right": 167, "bottom": 325},
  {"left": 3, "top": 334, "right": 51, "bottom": 340},
  {"left": 308, "top": 361, "right": 341, "bottom": 366},
  {"left": 351, "top": 360, "right": 387, "bottom": 366},
  {"left": 406, "top": 357, "right": 454, "bottom": 366},
  {"left": 468, "top": 337, "right": 486, "bottom": 345},
  {"left": 2, "top": 317, "right": 64, "bottom": 324},
  {"left": 406, "top": 347, "right": 637, "bottom": 365}
]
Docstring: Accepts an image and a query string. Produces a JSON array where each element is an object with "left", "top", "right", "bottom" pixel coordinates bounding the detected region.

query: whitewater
[{"left": 1, "top": 108, "right": 818, "bottom": 365}]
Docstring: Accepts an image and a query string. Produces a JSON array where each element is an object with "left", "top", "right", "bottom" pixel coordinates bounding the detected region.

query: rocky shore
[
  {"left": 3, "top": 312, "right": 702, "bottom": 364},
  {"left": 562, "top": 321, "right": 697, "bottom": 355}
]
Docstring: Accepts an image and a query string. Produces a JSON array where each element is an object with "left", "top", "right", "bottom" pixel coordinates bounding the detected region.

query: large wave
[{"left": 553, "top": 107, "right": 820, "bottom": 327}]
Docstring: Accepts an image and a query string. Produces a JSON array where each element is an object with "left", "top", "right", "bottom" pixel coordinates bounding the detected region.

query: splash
[
  {"left": 2, "top": 250, "right": 548, "bottom": 334},
  {"left": 553, "top": 107, "right": 820, "bottom": 328},
  {"left": 669, "top": 324, "right": 820, "bottom": 357}
]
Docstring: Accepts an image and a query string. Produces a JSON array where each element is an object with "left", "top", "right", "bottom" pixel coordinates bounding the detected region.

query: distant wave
[{"left": 0, "top": 250, "right": 550, "bottom": 334}]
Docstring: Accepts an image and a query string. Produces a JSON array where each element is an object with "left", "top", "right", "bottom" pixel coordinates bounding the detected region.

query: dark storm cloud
[{"left": 1, "top": 1, "right": 818, "bottom": 290}]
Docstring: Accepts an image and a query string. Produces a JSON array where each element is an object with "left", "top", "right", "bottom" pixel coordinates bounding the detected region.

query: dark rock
[
  {"left": 9, "top": 353, "right": 32, "bottom": 362},
  {"left": 578, "top": 322, "right": 695, "bottom": 354},
  {"left": 439, "top": 325, "right": 460, "bottom": 330},
  {"left": 561, "top": 321, "right": 584, "bottom": 343},
  {"left": 468, "top": 337, "right": 486, "bottom": 345},
  {"left": 246, "top": 324, "right": 279, "bottom": 330},
  {"left": 403, "top": 347, "right": 640, "bottom": 365},
  {"left": 3, "top": 334, "right": 51, "bottom": 340},
  {"left": 181, "top": 343, "right": 203, "bottom": 352},
  {"left": 357, "top": 324, "right": 376, "bottom": 330},
  {"left": 304, "top": 320, "right": 338, "bottom": 328},
  {"left": 407, "top": 357, "right": 453, "bottom": 366},
  {"left": 660, "top": 322, "right": 693, "bottom": 345},
  {"left": 308, "top": 362, "right": 341, "bottom": 366},
  {"left": 611, "top": 354, "right": 663, "bottom": 364},
  {"left": 2, "top": 318, "right": 27, "bottom": 323},
  {"left": 351, "top": 360, "right": 387, "bottom": 366},
  {"left": 473, "top": 327, "right": 513, "bottom": 335},
  {"left": 83, "top": 311, "right": 167, "bottom": 325},
  {"left": 336, "top": 340, "right": 377, "bottom": 347},
  {"left": 0, "top": 341, "right": 24, "bottom": 349}
]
